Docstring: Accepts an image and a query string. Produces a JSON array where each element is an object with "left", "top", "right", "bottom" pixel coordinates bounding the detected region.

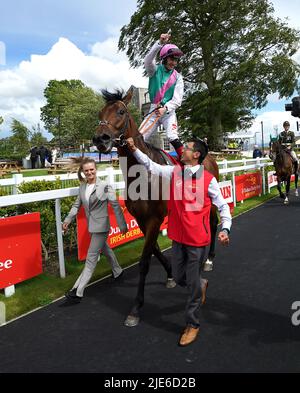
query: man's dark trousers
[{"left": 171, "top": 241, "right": 206, "bottom": 327}]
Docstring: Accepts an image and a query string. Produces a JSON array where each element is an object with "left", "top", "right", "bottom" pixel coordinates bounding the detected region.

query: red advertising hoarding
[
  {"left": 77, "top": 198, "right": 168, "bottom": 261},
  {"left": 235, "top": 172, "right": 262, "bottom": 202},
  {"left": 0, "top": 213, "right": 42, "bottom": 289}
]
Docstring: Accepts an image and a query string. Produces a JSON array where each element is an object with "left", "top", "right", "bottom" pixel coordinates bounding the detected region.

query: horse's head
[
  {"left": 93, "top": 88, "right": 134, "bottom": 153},
  {"left": 269, "top": 140, "right": 280, "bottom": 160}
]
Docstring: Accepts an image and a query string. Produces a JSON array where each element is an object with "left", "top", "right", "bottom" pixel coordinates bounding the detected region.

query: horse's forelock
[{"left": 101, "top": 89, "right": 125, "bottom": 104}]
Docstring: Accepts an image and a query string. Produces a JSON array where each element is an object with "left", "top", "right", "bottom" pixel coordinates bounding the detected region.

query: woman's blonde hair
[{"left": 67, "top": 157, "right": 97, "bottom": 182}]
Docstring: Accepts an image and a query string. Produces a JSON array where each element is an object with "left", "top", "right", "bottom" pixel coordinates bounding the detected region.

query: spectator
[
  {"left": 38, "top": 145, "right": 48, "bottom": 168},
  {"left": 29, "top": 146, "right": 39, "bottom": 169},
  {"left": 253, "top": 145, "right": 263, "bottom": 158},
  {"left": 45, "top": 146, "right": 52, "bottom": 165},
  {"left": 51, "top": 147, "right": 58, "bottom": 163}
]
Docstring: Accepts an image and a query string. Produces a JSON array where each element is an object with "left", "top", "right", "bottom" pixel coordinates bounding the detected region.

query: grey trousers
[
  {"left": 171, "top": 241, "right": 206, "bottom": 328},
  {"left": 73, "top": 233, "right": 122, "bottom": 297}
]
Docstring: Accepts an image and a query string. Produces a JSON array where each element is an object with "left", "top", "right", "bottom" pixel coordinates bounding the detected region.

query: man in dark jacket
[
  {"left": 38, "top": 145, "right": 48, "bottom": 168},
  {"left": 30, "top": 146, "right": 39, "bottom": 169},
  {"left": 253, "top": 145, "right": 262, "bottom": 158}
]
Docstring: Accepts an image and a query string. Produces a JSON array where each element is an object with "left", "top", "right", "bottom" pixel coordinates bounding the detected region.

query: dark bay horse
[
  {"left": 270, "top": 141, "right": 298, "bottom": 204},
  {"left": 93, "top": 88, "right": 219, "bottom": 327}
]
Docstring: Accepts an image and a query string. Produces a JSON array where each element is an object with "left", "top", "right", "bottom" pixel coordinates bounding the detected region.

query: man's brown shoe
[
  {"left": 201, "top": 279, "right": 208, "bottom": 305},
  {"left": 178, "top": 326, "right": 200, "bottom": 347}
]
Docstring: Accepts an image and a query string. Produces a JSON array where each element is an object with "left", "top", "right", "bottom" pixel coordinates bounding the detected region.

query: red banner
[
  {"left": 235, "top": 172, "right": 262, "bottom": 202},
  {"left": 0, "top": 213, "right": 42, "bottom": 289},
  {"left": 77, "top": 198, "right": 168, "bottom": 261}
]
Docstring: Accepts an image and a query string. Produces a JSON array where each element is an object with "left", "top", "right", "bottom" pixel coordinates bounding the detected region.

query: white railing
[
  {"left": 0, "top": 157, "right": 271, "bottom": 192},
  {"left": 0, "top": 168, "right": 125, "bottom": 195}
]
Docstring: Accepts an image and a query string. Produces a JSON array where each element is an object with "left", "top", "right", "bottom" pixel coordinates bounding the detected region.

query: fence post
[
  {"left": 106, "top": 167, "right": 115, "bottom": 189},
  {"left": 223, "top": 160, "right": 228, "bottom": 181},
  {"left": 262, "top": 165, "right": 266, "bottom": 195},
  {"left": 4, "top": 286, "right": 15, "bottom": 297},
  {"left": 12, "top": 173, "right": 23, "bottom": 195},
  {"left": 55, "top": 198, "right": 66, "bottom": 278},
  {"left": 0, "top": 301, "right": 6, "bottom": 326},
  {"left": 232, "top": 172, "right": 236, "bottom": 206}
]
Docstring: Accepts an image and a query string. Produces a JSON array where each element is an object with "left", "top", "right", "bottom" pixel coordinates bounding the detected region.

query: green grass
[{"left": 0, "top": 185, "right": 286, "bottom": 323}]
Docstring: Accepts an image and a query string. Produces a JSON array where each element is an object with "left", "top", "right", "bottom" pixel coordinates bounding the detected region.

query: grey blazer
[{"left": 64, "top": 178, "right": 127, "bottom": 233}]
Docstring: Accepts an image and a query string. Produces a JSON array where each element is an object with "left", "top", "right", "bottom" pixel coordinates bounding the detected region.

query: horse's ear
[{"left": 123, "top": 87, "right": 134, "bottom": 105}]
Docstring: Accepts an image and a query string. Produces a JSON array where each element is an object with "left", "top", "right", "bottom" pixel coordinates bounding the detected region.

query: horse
[
  {"left": 269, "top": 140, "right": 298, "bottom": 204},
  {"left": 93, "top": 88, "right": 219, "bottom": 327}
]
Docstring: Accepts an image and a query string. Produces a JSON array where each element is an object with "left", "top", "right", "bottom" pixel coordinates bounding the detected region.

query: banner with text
[
  {"left": 268, "top": 171, "right": 295, "bottom": 191},
  {"left": 219, "top": 180, "right": 234, "bottom": 213},
  {"left": 0, "top": 213, "right": 42, "bottom": 289},
  {"left": 235, "top": 172, "right": 262, "bottom": 202}
]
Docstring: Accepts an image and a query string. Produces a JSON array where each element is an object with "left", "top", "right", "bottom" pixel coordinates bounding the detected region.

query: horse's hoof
[
  {"left": 124, "top": 315, "right": 140, "bottom": 327},
  {"left": 295, "top": 189, "right": 299, "bottom": 197},
  {"left": 166, "top": 278, "right": 176, "bottom": 289},
  {"left": 202, "top": 260, "right": 213, "bottom": 272},
  {"left": 284, "top": 197, "right": 289, "bottom": 205}
]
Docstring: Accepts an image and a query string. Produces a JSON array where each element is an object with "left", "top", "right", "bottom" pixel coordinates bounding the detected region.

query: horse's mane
[{"left": 101, "top": 89, "right": 125, "bottom": 103}]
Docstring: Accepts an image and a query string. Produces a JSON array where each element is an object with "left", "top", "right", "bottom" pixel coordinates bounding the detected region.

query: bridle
[{"left": 98, "top": 100, "right": 129, "bottom": 147}]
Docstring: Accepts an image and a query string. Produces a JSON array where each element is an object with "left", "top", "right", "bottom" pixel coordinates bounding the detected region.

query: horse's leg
[
  {"left": 295, "top": 173, "right": 299, "bottom": 196},
  {"left": 284, "top": 176, "right": 291, "bottom": 205},
  {"left": 203, "top": 206, "right": 218, "bottom": 272},
  {"left": 277, "top": 181, "right": 285, "bottom": 199},
  {"left": 124, "top": 218, "right": 161, "bottom": 327},
  {"left": 152, "top": 242, "right": 176, "bottom": 288}
]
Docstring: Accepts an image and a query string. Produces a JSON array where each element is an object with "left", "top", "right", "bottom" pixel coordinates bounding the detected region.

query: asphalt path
[{"left": 1, "top": 195, "right": 300, "bottom": 373}]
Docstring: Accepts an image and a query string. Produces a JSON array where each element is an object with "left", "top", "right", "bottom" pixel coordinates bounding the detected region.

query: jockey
[
  {"left": 139, "top": 32, "right": 184, "bottom": 157},
  {"left": 278, "top": 121, "right": 298, "bottom": 173}
]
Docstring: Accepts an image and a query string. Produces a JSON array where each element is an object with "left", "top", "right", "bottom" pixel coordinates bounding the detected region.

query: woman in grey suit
[{"left": 62, "top": 158, "right": 128, "bottom": 303}]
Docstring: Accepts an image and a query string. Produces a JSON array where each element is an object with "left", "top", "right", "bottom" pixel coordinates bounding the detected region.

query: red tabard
[{"left": 167, "top": 166, "right": 214, "bottom": 247}]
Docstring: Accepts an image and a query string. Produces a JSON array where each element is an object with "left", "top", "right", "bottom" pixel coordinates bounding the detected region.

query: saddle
[{"left": 158, "top": 149, "right": 179, "bottom": 166}]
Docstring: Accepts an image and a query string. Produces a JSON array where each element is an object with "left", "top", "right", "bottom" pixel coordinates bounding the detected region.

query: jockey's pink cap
[{"left": 160, "top": 44, "right": 183, "bottom": 60}]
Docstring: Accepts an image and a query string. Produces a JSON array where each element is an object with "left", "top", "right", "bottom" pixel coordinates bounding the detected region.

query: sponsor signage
[
  {"left": 235, "top": 172, "right": 262, "bottom": 202},
  {"left": 219, "top": 180, "right": 234, "bottom": 213},
  {"left": 0, "top": 213, "right": 42, "bottom": 289}
]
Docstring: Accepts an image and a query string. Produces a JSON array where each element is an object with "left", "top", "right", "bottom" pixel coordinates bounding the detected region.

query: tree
[
  {"left": 10, "top": 119, "right": 31, "bottom": 155},
  {"left": 41, "top": 80, "right": 105, "bottom": 148},
  {"left": 119, "top": 0, "right": 300, "bottom": 148},
  {"left": 0, "top": 116, "right": 3, "bottom": 126},
  {"left": 30, "top": 124, "right": 48, "bottom": 147}
]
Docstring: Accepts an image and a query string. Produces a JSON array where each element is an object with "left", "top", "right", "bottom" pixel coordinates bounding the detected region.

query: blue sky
[
  {"left": 1, "top": 0, "right": 137, "bottom": 66},
  {"left": 0, "top": 0, "right": 299, "bottom": 142}
]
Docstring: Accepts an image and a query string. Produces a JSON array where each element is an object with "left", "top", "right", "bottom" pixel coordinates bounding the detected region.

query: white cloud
[
  {"left": 0, "top": 36, "right": 147, "bottom": 138},
  {"left": 247, "top": 111, "right": 300, "bottom": 144}
]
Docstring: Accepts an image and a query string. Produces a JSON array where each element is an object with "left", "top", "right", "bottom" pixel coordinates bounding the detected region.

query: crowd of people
[{"left": 29, "top": 146, "right": 59, "bottom": 169}]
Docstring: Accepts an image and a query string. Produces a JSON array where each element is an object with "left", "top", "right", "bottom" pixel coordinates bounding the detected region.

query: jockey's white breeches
[
  {"left": 290, "top": 150, "right": 298, "bottom": 162},
  {"left": 139, "top": 104, "right": 179, "bottom": 142}
]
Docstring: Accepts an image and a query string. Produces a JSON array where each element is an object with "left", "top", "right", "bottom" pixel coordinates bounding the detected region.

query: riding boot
[{"left": 170, "top": 139, "right": 184, "bottom": 158}]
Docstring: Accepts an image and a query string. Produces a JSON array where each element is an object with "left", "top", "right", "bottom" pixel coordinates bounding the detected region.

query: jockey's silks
[{"left": 148, "top": 64, "right": 178, "bottom": 106}]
